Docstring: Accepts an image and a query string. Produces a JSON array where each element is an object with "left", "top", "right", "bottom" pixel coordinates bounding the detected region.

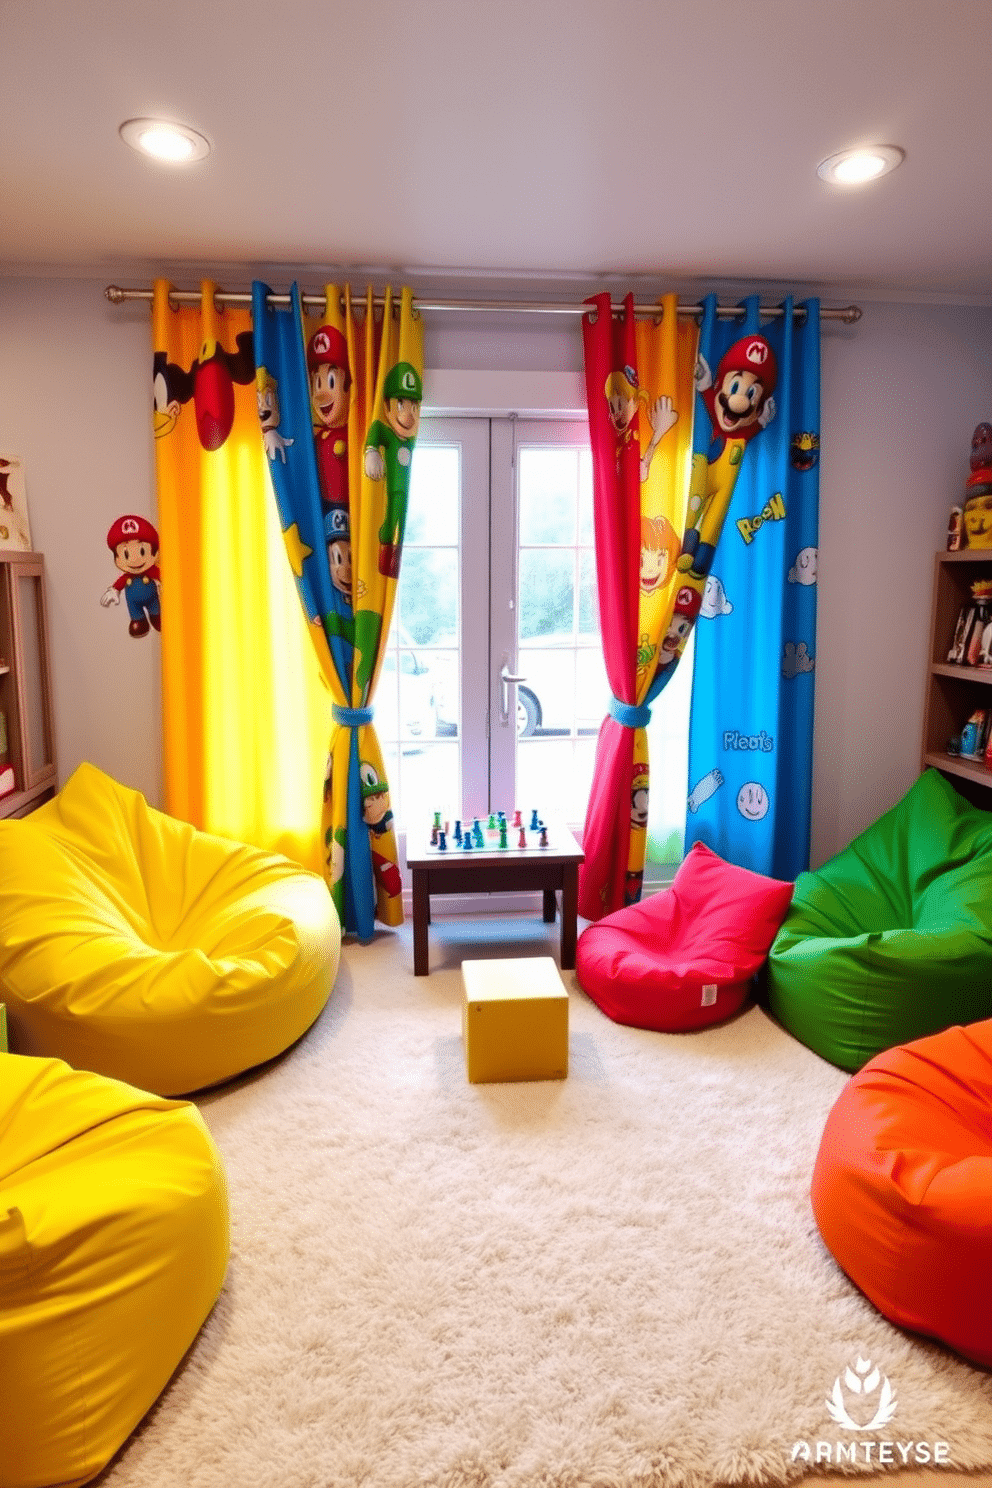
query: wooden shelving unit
[
  {"left": 922, "top": 548, "right": 992, "bottom": 803},
  {"left": 0, "top": 552, "right": 57, "bottom": 819}
]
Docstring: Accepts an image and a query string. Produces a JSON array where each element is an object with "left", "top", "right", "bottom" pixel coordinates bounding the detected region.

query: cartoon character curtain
[
  {"left": 252, "top": 282, "right": 423, "bottom": 938},
  {"left": 579, "top": 293, "right": 698, "bottom": 920},
  {"left": 686, "top": 295, "right": 820, "bottom": 879},
  {"left": 152, "top": 280, "right": 332, "bottom": 865}
]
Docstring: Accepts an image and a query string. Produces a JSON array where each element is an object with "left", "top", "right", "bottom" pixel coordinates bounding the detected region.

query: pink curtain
[{"left": 578, "top": 292, "right": 697, "bottom": 920}]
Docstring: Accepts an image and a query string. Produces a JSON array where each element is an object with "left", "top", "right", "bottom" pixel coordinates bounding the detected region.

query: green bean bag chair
[{"left": 767, "top": 769, "right": 992, "bottom": 1071}]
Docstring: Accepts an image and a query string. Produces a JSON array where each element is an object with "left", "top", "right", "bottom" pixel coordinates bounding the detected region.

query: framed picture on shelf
[{"left": 0, "top": 456, "right": 32, "bottom": 552}]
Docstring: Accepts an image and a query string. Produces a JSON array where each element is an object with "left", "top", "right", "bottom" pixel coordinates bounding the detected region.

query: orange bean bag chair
[{"left": 811, "top": 1019, "right": 992, "bottom": 1366}]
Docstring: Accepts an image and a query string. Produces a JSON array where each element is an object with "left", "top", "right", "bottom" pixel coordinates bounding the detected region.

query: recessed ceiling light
[
  {"left": 816, "top": 144, "right": 904, "bottom": 186},
  {"left": 119, "top": 118, "right": 210, "bottom": 163}
]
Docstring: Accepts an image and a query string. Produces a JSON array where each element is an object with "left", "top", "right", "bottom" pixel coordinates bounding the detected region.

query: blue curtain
[
  {"left": 685, "top": 293, "right": 820, "bottom": 880},
  {"left": 251, "top": 282, "right": 422, "bottom": 940}
]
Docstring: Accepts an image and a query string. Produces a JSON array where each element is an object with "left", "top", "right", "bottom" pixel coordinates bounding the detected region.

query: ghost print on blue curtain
[{"left": 685, "top": 293, "right": 819, "bottom": 880}]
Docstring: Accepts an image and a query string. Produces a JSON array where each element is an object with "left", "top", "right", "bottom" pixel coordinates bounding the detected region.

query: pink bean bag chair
[{"left": 576, "top": 841, "right": 794, "bottom": 1032}]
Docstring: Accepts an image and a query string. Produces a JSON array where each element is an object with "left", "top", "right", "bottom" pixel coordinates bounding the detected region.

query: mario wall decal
[{"left": 100, "top": 515, "right": 161, "bottom": 636}]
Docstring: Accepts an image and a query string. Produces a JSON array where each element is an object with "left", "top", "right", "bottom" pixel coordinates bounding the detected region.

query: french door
[{"left": 376, "top": 416, "right": 608, "bottom": 844}]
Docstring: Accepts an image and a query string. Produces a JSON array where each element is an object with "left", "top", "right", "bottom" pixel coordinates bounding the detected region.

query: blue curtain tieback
[
  {"left": 332, "top": 704, "right": 374, "bottom": 728},
  {"left": 608, "top": 696, "right": 651, "bottom": 729}
]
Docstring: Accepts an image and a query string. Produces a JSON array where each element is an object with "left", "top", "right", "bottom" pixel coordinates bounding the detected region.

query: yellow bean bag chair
[
  {"left": 0, "top": 1052, "right": 229, "bottom": 1488},
  {"left": 0, "top": 762, "right": 340, "bottom": 1095}
]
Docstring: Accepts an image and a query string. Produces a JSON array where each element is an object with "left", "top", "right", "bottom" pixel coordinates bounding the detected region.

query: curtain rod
[{"left": 104, "top": 284, "right": 861, "bottom": 324}]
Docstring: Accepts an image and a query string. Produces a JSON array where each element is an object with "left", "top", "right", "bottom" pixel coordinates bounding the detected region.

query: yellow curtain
[
  {"left": 629, "top": 301, "right": 698, "bottom": 893},
  {"left": 152, "top": 279, "right": 332, "bottom": 870}
]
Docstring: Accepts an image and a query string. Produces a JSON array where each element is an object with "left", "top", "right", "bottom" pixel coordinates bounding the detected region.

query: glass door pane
[
  {"left": 381, "top": 418, "right": 489, "bottom": 835},
  {"left": 394, "top": 413, "right": 688, "bottom": 886},
  {"left": 490, "top": 420, "right": 603, "bottom": 831}
]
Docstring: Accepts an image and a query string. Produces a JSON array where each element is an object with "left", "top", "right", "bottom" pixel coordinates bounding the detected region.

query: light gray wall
[
  {"left": 815, "top": 302, "right": 992, "bottom": 861},
  {"left": 0, "top": 278, "right": 160, "bottom": 802},
  {"left": 1, "top": 276, "right": 989, "bottom": 863}
]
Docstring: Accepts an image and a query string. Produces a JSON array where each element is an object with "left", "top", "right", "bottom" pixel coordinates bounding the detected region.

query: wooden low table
[{"left": 406, "top": 820, "right": 585, "bottom": 976}]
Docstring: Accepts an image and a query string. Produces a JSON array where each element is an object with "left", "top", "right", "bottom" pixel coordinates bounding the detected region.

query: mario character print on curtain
[
  {"left": 252, "top": 281, "right": 423, "bottom": 939},
  {"left": 686, "top": 294, "right": 820, "bottom": 880},
  {"left": 579, "top": 292, "right": 697, "bottom": 921},
  {"left": 100, "top": 515, "right": 161, "bottom": 636},
  {"left": 151, "top": 280, "right": 332, "bottom": 867}
]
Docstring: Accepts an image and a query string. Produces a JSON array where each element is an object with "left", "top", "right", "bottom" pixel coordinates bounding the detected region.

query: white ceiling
[{"left": 3, "top": 0, "right": 991, "bottom": 304}]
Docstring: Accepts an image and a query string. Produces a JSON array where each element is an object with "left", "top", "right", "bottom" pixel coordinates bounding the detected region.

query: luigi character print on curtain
[
  {"left": 686, "top": 294, "right": 820, "bottom": 881},
  {"left": 253, "top": 281, "right": 424, "bottom": 940}
]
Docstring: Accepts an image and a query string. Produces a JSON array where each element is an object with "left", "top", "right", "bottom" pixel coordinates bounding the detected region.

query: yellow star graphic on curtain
[{"left": 283, "top": 523, "right": 313, "bottom": 577}]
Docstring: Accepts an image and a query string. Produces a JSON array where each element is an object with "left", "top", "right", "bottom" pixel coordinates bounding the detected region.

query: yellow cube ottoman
[
  {"left": 0, "top": 1052, "right": 229, "bottom": 1488},
  {"left": 462, "top": 956, "right": 569, "bottom": 1083}
]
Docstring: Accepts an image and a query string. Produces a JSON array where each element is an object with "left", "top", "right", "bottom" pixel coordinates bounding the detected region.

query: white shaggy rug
[{"left": 101, "top": 916, "right": 992, "bottom": 1488}]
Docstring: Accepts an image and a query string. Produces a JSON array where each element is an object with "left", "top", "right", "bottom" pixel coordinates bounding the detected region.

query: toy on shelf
[
  {"left": 948, "top": 706, "right": 992, "bottom": 763},
  {"left": 947, "top": 506, "right": 963, "bottom": 551},
  {"left": 959, "top": 708, "right": 992, "bottom": 761},
  {"left": 959, "top": 423, "right": 992, "bottom": 549},
  {"left": 947, "top": 579, "right": 992, "bottom": 668}
]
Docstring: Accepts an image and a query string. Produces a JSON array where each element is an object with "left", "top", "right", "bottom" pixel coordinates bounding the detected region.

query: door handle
[{"left": 499, "top": 662, "right": 527, "bottom": 727}]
